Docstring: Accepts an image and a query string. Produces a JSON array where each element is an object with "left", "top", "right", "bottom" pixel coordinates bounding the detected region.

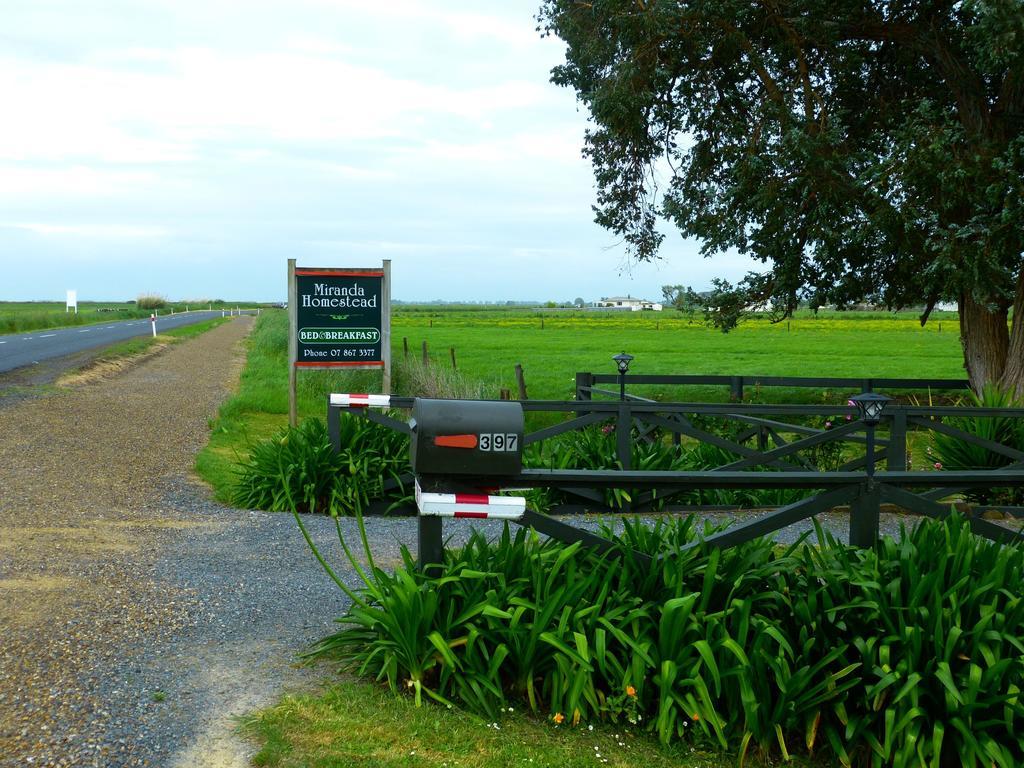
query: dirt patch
[{"left": 0, "top": 576, "right": 81, "bottom": 626}]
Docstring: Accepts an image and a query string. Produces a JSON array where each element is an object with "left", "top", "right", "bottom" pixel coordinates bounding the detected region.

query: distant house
[{"left": 593, "top": 295, "right": 663, "bottom": 311}]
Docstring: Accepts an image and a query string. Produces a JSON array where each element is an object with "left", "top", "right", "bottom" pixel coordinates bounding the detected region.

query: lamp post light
[
  {"left": 849, "top": 392, "right": 892, "bottom": 479},
  {"left": 848, "top": 392, "right": 892, "bottom": 549},
  {"left": 613, "top": 352, "right": 633, "bottom": 401}
]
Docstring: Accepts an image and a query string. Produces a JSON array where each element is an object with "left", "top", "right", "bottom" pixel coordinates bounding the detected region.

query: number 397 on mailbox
[{"left": 479, "top": 433, "right": 519, "bottom": 452}]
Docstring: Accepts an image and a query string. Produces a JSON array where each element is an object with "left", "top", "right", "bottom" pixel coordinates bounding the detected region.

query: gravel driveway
[
  {"left": 2, "top": 318, "right": 1007, "bottom": 767},
  {"left": 0, "top": 317, "right": 353, "bottom": 768}
]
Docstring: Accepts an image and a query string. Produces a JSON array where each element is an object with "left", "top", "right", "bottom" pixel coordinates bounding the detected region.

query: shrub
[
  {"left": 232, "top": 416, "right": 409, "bottom": 515},
  {"left": 305, "top": 513, "right": 1024, "bottom": 767},
  {"left": 392, "top": 356, "right": 494, "bottom": 400},
  {"left": 136, "top": 294, "right": 167, "bottom": 309}
]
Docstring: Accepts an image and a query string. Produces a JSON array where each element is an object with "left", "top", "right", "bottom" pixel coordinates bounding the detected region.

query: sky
[{"left": 0, "top": 0, "right": 759, "bottom": 303}]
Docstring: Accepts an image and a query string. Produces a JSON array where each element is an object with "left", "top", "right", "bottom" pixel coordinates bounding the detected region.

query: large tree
[{"left": 538, "top": 0, "right": 1024, "bottom": 393}]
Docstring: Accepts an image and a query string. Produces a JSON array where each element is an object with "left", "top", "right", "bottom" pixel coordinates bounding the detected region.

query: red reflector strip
[
  {"left": 453, "top": 493, "right": 490, "bottom": 505},
  {"left": 329, "top": 393, "right": 391, "bottom": 408},
  {"left": 454, "top": 511, "right": 489, "bottom": 519}
]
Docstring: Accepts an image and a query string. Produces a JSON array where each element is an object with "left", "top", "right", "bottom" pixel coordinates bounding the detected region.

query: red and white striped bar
[
  {"left": 329, "top": 393, "right": 392, "bottom": 408},
  {"left": 415, "top": 481, "right": 526, "bottom": 520}
]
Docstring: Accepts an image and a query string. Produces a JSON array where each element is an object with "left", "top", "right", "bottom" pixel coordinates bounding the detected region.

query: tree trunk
[
  {"left": 999, "top": 273, "right": 1024, "bottom": 397},
  {"left": 959, "top": 292, "right": 1010, "bottom": 394}
]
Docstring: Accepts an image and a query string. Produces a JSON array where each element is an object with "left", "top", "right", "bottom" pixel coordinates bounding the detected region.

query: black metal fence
[
  {"left": 328, "top": 389, "right": 1024, "bottom": 567},
  {"left": 575, "top": 371, "right": 970, "bottom": 402}
]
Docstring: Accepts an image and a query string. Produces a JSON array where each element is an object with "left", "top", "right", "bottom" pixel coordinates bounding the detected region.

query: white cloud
[
  {"left": 0, "top": 165, "right": 159, "bottom": 199},
  {"left": 3, "top": 222, "right": 171, "bottom": 239}
]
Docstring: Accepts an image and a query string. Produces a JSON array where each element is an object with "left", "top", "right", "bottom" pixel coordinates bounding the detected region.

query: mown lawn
[{"left": 239, "top": 679, "right": 823, "bottom": 768}]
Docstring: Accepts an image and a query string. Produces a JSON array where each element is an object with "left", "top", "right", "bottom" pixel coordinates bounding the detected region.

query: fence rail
[
  {"left": 575, "top": 371, "right": 970, "bottom": 402},
  {"left": 327, "top": 394, "right": 1024, "bottom": 567}
]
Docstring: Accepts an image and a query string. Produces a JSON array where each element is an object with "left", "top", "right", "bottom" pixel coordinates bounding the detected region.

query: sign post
[
  {"left": 66, "top": 290, "right": 77, "bottom": 314},
  {"left": 288, "top": 260, "right": 391, "bottom": 428}
]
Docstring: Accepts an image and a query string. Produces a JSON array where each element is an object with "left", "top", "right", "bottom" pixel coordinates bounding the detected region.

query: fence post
[
  {"left": 849, "top": 480, "right": 881, "bottom": 548},
  {"left": 449, "top": 346, "right": 457, "bottom": 370},
  {"left": 575, "top": 372, "right": 594, "bottom": 401},
  {"left": 617, "top": 403, "right": 632, "bottom": 512},
  {"left": 730, "top": 376, "right": 744, "bottom": 402},
  {"left": 327, "top": 404, "right": 341, "bottom": 452},
  {"left": 515, "top": 364, "right": 528, "bottom": 400},
  {"left": 403, "top": 337, "right": 409, "bottom": 360},
  {"left": 422, "top": 340, "right": 429, "bottom": 366},
  {"left": 499, "top": 388, "right": 511, "bottom": 400},
  {"left": 418, "top": 516, "right": 444, "bottom": 574},
  {"left": 887, "top": 410, "right": 908, "bottom": 471}
]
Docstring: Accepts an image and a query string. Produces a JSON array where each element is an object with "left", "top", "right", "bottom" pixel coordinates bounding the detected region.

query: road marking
[
  {"left": 0, "top": 340, "right": 6, "bottom": 344},
  {"left": 40, "top": 333, "right": 56, "bottom": 338},
  {"left": 79, "top": 329, "right": 90, "bottom": 333}
]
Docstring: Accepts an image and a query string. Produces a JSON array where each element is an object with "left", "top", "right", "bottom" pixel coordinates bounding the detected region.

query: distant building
[{"left": 593, "top": 295, "right": 663, "bottom": 311}]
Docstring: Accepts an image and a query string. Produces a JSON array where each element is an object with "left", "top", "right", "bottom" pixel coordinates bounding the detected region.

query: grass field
[
  {"left": 0, "top": 300, "right": 261, "bottom": 335},
  {"left": 395, "top": 307, "right": 966, "bottom": 402}
]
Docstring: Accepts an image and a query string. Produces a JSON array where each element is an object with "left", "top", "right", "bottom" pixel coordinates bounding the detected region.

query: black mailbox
[{"left": 410, "top": 399, "right": 524, "bottom": 477}]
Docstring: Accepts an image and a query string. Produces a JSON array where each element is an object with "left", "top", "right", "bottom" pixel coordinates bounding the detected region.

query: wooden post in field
[
  {"left": 515, "top": 364, "right": 528, "bottom": 400},
  {"left": 449, "top": 346, "right": 457, "bottom": 370},
  {"left": 422, "top": 340, "right": 429, "bottom": 366},
  {"left": 541, "top": 317, "right": 544, "bottom": 330},
  {"left": 499, "top": 388, "right": 511, "bottom": 400},
  {"left": 403, "top": 337, "right": 409, "bottom": 360}
]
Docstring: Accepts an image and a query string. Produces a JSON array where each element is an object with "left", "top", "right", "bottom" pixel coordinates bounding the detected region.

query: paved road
[{"left": 0, "top": 311, "right": 250, "bottom": 374}]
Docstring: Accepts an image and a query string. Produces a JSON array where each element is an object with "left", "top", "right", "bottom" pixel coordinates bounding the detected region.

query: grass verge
[{"left": 238, "top": 679, "right": 814, "bottom": 768}]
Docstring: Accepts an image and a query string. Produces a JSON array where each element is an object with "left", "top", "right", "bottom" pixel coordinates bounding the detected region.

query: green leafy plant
[
  {"left": 232, "top": 416, "right": 410, "bottom": 515},
  {"left": 929, "top": 384, "right": 1024, "bottom": 503},
  {"left": 304, "top": 512, "right": 1024, "bottom": 768}
]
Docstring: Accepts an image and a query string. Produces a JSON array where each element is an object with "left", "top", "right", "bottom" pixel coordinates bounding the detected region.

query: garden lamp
[
  {"left": 613, "top": 352, "right": 633, "bottom": 400},
  {"left": 849, "top": 392, "right": 892, "bottom": 426},
  {"left": 613, "top": 352, "right": 634, "bottom": 375}
]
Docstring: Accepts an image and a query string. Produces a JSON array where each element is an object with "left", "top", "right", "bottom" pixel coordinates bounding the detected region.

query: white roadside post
[{"left": 150, "top": 314, "right": 156, "bottom": 337}]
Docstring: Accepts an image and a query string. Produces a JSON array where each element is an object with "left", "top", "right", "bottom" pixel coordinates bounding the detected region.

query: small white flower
[{"left": 588, "top": 724, "right": 593, "bottom": 731}]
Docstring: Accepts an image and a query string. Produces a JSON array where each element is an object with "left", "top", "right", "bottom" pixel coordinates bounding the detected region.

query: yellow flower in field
[
  {"left": 691, "top": 713, "right": 700, "bottom": 721},
  {"left": 553, "top": 712, "right": 565, "bottom": 724},
  {"left": 626, "top": 685, "right": 636, "bottom": 697}
]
